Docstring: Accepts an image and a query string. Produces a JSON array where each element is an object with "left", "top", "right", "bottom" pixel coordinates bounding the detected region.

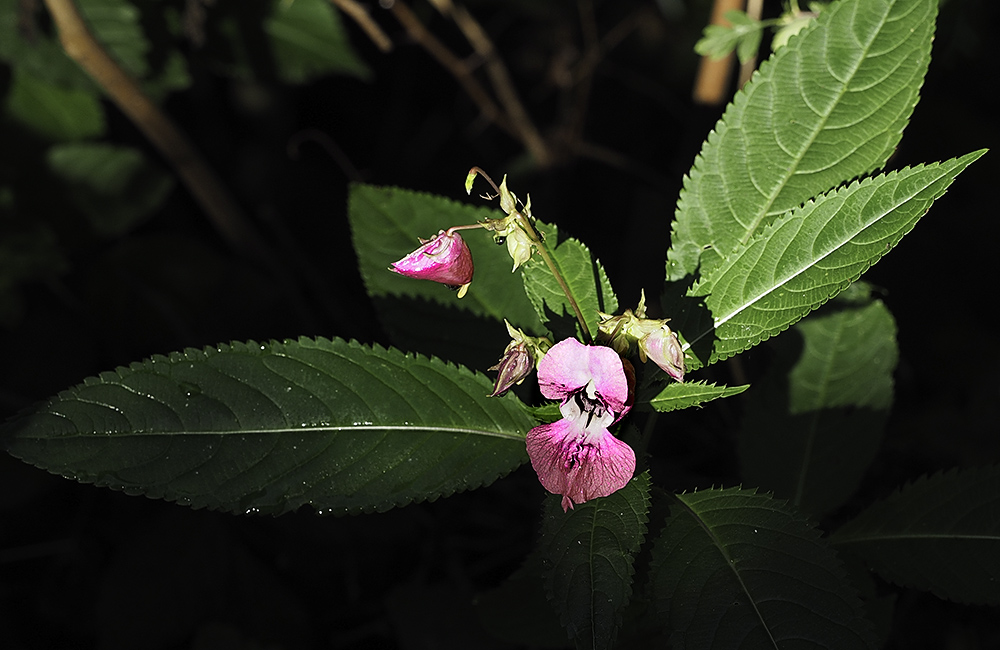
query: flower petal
[
  {"left": 526, "top": 418, "right": 635, "bottom": 511},
  {"left": 537, "top": 338, "right": 629, "bottom": 413},
  {"left": 390, "top": 230, "right": 474, "bottom": 288}
]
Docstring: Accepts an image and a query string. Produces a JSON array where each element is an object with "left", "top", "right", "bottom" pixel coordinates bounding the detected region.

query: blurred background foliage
[{"left": 1, "top": 0, "right": 997, "bottom": 648}]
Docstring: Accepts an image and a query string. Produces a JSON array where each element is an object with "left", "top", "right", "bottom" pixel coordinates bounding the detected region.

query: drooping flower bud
[
  {"left": 489, "top": 320, "right": 551, "bottom": 396},
  {"left": 389, "top": 229, "right": 474, "bottom": 298}
]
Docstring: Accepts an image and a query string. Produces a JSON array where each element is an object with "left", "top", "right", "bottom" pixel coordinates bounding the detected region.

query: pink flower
[
  {"left": 526, "top": 338, "right": 635, "bottom": 511},
  {"left": 390, "top": 229, "right": 474, "bottom": 298}
]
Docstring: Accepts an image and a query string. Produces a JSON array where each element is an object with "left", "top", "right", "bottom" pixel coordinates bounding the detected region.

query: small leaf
[
  {"left": 539, "top": 472, "right": 651, "bottom": 650},
  {"left": 650, "top": 487, "right": 877, "bottom": 649},
  {"left": 4, "top": 69, "right": 105, "bottom": 140},
  {"left": 1, "top": 337, "right": 536, "bottom": 515},
  {"left": 739, "top": 283, "right": 897, "bottom": 517},
  {"left": 689, "top": 150, "right": 985, "bottom": 364},
  {"left": 47, "top": 143, "right": 175, "bottom": 236},
  {"left": 668, "top": 0, "right": 939, "bottom": 282},
  {"left": 637, "top": 380, "right": 748, "bottom": 413},
  {"left": 266, "top": 0, "right": 371, "bottom": 82},
  {"left": 831, "top": 466, "right": 1000, "bottom": 606},
  {"left": 521, "top": 221, "right": 618, "bottom": 342}
]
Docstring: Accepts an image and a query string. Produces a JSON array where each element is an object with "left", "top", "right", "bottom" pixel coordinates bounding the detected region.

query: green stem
[{"left": 467, "top": 167, "right": 593, "bottom": 343}]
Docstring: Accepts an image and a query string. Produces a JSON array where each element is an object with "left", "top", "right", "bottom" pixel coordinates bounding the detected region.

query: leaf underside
[
  {"left": 1, "top": 337, "right": 536, "bottom": 515},
  {"left": 650, "top": 487, "right": 877, "bottom": 650},
  {"left": 667, "top": 0, "right": 938, "bottom": 282},
  {"left": 690, "top": 150, "right": 985, "bottom": 364},
  {"left": 832, "top": 466, "right": 1000, "bottom": 606}
]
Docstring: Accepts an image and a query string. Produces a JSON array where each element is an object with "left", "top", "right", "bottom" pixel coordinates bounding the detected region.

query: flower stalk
[{"left": 466, "top": 167, "right": 593, "bottom": 342}]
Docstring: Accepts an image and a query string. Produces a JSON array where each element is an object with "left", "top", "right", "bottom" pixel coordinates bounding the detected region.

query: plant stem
[{"left": 468, "top": 167, "right": 593, "bottom": 343}]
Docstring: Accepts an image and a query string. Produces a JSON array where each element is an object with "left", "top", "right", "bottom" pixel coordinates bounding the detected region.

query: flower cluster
[{"left": 388, "top": 171, "right": 689, "bottom": 512}]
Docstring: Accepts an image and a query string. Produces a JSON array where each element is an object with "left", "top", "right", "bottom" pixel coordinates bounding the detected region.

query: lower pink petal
[{"left": 526, "top": 419, "right": 636, "bottom": 512}]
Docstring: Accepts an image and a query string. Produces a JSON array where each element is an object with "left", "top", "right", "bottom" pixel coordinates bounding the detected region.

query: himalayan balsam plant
[{"left": 1, "top": 0, "right": 995, "bottom": 648}]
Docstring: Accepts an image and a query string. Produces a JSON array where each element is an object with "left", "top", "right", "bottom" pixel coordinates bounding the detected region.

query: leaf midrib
[
  {"left": 736, "top": 2, "right": 897, "bottom": 248},
  {"left": 16, "top": 423, "right": 527, "bottom": 441},
  {"left": 710, "top": 163, "right": 948, "bottom": 332}
]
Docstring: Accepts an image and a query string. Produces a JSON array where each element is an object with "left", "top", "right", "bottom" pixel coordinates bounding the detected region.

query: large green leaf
[
  {"left": 650, "top": 487, "right": 877, "bottom": 649},
  {"left": 521, "top": 221, "right": 618, "bottom": 342},
  {"left": 831, "top": 466, "right": 1000, "bottom": 606},
  {"left": 0, "top": 337, "right": 536, "bottom": 515},
  {"left": 266, "top": 0, "right": 371, "bottom": 82},
  {"left": 739, "top": 283, "right": 897, "bottom": 517},
  {"left": 349, "top": 183, "right": 543, "bottom": 367},
  {"left": 667, "top": 0, "right": 937, "bottom": 282},
  {"left": 688, "top": 151, "right": 985, "bottom": 365},
  {"left": 539, "top": 472, "right": 651, "bottom": 650},
  {"left": 47, "top": 143, "right": 175, "bottom": 236}
]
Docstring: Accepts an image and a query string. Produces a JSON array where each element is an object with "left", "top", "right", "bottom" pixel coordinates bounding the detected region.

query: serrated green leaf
[
  {"left": 739, "top": 283, "right": 897, "bottom": 517},
  {"left": 668, "top": 0, "right": 938, "bottom": 282},
  {"left": 0, "top": 337, "right": 536, "bottom": 515},
  {"left": 689, "top": 150, "right": 985, "bottom": 364},
  {"left": 637, "top": 380, "right": 748, "bottom": 413},
  {"left": 266, "top": 0, "right": 370, "bottom": 83},
  {"left": 831, "top": 466, "right": 1000, "bottom": 606},
  {"left": 4, "top": 70, "right": 105, "bottom": 140},
  {"left": 650, "top": 487, "right": 877, "bottom": 649},
  {"left": 47, "top": 143, "right": 175, "bottom": 236},
  {"left": 521, "top": 221, "right": 618, "bottom": 342},
  {"left": 539, "top": 472, "right": 651, "bottom": 650},
  {"left": 348, "top": 183, "right": 543, "bottom": 366}
]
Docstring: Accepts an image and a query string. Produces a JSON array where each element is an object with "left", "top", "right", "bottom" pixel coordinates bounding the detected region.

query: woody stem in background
[{"left": 41, "top": 0, "right": 272, "bottom": 265}]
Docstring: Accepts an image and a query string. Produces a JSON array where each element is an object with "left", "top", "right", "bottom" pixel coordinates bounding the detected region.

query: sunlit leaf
[
  {"left": 689, "top": 151, "right": 985, "bottom": 364},
  {"left": 668, "top": 0, "right": 939, "bottom": 282}
]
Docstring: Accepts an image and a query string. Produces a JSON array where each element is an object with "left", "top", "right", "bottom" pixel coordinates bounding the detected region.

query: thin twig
[
  {"left": 739, "top": 0, "right": 764, "bottom": 87},
  {"left": 329, "top": 0, "right": 393, "bottom": 53},
  {"left": 41, "top": 0, "right": 270, "bottom": 263},
  {"left": 692, "top": 0, "right": 743, "bottom": 105},
  {"left": 446, "top": 4, "right": 552, "bottom": 166},
  {"left": 387, "top": 1, "right": 514, "bottom": 135}
]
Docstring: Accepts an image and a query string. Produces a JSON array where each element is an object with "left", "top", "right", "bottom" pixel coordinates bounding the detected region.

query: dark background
[{"left": 2, "top": 0, "right": 998, "bottom": 648}]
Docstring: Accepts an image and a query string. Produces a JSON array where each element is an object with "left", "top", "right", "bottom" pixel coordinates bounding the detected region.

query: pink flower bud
[
  {"left": 489, "top": 341, "right": 533, "bottom": 397},
  {"left": 390, "top": 230, "right": 474, "bottom": 297},
  {"left": 639, "top": 325, "right": 685, "bottom": 382}
]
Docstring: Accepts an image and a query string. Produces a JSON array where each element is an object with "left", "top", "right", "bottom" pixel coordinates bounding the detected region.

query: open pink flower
[
  {"left": 526, "top": 338, "right": 635, "bottom": 511},
  {"left": 390, "top": 229, "right": 474, "bottom": 297}
]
